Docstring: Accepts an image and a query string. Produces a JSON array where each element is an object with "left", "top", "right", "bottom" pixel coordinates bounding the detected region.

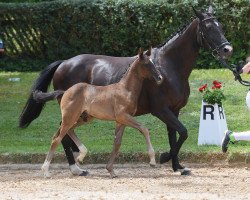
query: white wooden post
[{"left": 198, "top": 101, "right": 228, "bottom": 145}]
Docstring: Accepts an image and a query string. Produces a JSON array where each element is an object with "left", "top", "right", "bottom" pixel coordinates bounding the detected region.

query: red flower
[
  {"left": 213, "top": 80, "right": 221, "bottom": 86},
  {"left": 214, "top": 84, "right": 222, "bottom": 89},
  {"left": 199, "top": 81, "right": 225, "bottom": 104},
  {"left": 199, "top": 84, "right": 207, "bottom": 92}
]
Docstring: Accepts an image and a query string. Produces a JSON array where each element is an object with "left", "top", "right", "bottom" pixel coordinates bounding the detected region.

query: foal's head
[
  {"left": 136, "top": 47, "right": 163, "bottom": 84},
  {"left": 193, "top": 5, "right": 233, "bottom": 59}
]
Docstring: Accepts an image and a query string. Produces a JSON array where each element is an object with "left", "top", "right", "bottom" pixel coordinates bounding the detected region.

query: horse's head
[
  {"left": 193, "top": 5, "right": 233, "bottom": 59},
  {"left": 137, "top": 47, "right": 163, "bottom": 84}
]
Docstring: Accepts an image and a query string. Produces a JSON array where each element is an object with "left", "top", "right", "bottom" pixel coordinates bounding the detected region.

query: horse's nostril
[
  {"left": 156, "top": 75, "right": 163, "bottom": 84},
  {"left": 223, "top": 48, "right": 229, "bottom": 53}
]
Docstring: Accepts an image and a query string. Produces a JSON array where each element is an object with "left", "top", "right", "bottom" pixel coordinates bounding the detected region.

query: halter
[
  {"left": 198, "top": 17, "right": 250, "bottom": 87},
  {"left": 198, "top": 17, "right": 231, "bottom": 58}
]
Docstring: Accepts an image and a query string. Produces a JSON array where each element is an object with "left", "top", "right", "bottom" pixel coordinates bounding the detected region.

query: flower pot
[{"left": 198, "top": 101, "right": 228, "bottom": 145}]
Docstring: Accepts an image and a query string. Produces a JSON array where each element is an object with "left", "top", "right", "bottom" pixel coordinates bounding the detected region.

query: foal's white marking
[
  {"left": 41, "top": 160, "right": 51, "bottom": 178},
  {"left": 77, "top": 144, "right": 88, "bottom": 162}
]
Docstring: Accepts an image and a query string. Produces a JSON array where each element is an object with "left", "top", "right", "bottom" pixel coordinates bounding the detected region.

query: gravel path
[{"left": 0, "top": 163, "right": 249, "bottom": 200}]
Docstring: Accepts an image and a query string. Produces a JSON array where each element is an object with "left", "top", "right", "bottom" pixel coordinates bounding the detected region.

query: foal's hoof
[
  {"left": 109, "top": 171, "right": 118, "bottom": 178},
  {"left": 42, "top": 170, "right": 51, "bottom": 178},
  {"left": 179, "top": 167, "right": 191, "bottom": 176},
  {"left": 79, "top": 170, "right": 89, "bottom": 176},
  {"left": 159, "top": 152, "right": 171, "bottom": 164},
  {"left": 111, "top": 174, "right": 118, "bottom": 179},
  {"left": 150, "top": 162, "right": 156, "bottom": 168}
]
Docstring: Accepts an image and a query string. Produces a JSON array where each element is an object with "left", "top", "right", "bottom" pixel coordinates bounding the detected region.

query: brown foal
[{"left": 33, "top": 48, "right": 163, "bottom": 178}]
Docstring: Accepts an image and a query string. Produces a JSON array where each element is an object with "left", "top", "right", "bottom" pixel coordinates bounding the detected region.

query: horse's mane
[
  {"left": 120, "top": 60, "right": 136, "bottom": 79},
  {"left": 156, "top": 17, "right": 196, "bottom": 49},
  {"left": 118, "top": 17, "right": 196, "bottom": 79}
]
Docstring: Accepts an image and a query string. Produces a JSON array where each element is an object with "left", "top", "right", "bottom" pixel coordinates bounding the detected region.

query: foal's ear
[
  {"left": 192, "top": 6, "right": 204, "bottom": 20},
  {"left": 138, "top": 47, "right": 144, "bottom": 59},
  {"left": 145, "top": 47, "right": 152, "bottom": 57}
]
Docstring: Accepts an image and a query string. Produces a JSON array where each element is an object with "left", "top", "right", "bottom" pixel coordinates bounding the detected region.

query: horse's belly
[{"left": 88, "top": 101, "right": 115, "bottom": 121}]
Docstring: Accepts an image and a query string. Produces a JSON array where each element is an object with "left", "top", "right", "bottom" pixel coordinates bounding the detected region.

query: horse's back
[{"left": 53, "top": 54, "right": 136, "bottom": 91}]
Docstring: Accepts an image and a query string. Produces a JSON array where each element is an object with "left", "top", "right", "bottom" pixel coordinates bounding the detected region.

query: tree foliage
[{"left": 0, "top": 0, "right": 249, "bottom": 71}]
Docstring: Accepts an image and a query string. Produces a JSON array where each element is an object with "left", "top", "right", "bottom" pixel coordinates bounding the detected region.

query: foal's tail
[
  {"left": 33, "top": 90, "right": 64, "bottom": 103},
  {"left": 19, "top": 60, "right": 64, "bottom": 128}
]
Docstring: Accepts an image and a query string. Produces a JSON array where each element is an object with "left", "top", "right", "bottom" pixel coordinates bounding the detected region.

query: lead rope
[{"left": 217, "top": 57, "right": 250, "bottom": 87}]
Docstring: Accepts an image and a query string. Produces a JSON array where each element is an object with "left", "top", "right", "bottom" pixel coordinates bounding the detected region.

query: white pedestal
[{"left": 198, "top": 101, "right": 228, "bottom": 145}]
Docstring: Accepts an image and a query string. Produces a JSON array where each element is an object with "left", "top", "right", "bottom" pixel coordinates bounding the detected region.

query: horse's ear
[
  {"left": 192, "top": 6, "right": 204, "bottom": 20},
  {"left": 138, "top": 47, "right": 144, "bottom": 59},
  {"left": 207, "top": 5, "right": 214, "bottom": 14},
  {"left": 145, "top": 47, "right": 152, "bottom": 57}
]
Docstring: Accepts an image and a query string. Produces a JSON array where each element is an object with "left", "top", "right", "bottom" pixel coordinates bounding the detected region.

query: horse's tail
[
  {"left": 19, "top": 60, "right": 64, "bottom": 128},
  {"left": 33, "top": 90, "right": 64, "bottom": 103}
]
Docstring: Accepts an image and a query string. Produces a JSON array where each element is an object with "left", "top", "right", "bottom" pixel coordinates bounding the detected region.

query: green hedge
[{"left": 0, "top": 0, "right": 249, "bottom": 71}]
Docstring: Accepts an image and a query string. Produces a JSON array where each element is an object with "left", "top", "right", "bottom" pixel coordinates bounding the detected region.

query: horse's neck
[
  {"left": 120, "top": 62, "right": 143, "bottom": 97},
  {"left": 158, "top": 19, "right": 200, "bottom": 79}
]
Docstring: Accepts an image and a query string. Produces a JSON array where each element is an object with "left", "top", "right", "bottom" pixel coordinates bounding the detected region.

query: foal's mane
[{"left": 156, "top": 17, "right": 195, "bottom": 49}]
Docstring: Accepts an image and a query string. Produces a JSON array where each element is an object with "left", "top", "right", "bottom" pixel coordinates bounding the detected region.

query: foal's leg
[
  {"left": 41, "top": 128, "right": 61, "bottom": 177},
  {"left": 42, "top": 125, "right": 71, "bottom": 177},
  {"left": 68, "top": 130, "right": 88, "bottom": 163},
  {"left": 117, "top": 114, "right": 156, "bottom": 166},
  {"left": 106, "top": 123, "right": 125, "bottom": 178},
  {"left": 69, "top": 116, "right": 94, "bottom": 163}
]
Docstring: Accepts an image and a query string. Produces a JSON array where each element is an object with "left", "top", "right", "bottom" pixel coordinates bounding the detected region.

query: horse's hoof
[
  {"left": 180, "top": 168, "right": 191, "bottom": 176},
  {"left": 159, "top": 152, "right": 171, "bottom": 164},
  {"left": 79, "top": 170, "right": 89, "bottom": 176}
]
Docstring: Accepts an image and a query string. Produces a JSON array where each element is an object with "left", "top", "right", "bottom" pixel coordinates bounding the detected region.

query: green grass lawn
[{"left": 0, "top": 69, "right": 250, "bottom": 156}]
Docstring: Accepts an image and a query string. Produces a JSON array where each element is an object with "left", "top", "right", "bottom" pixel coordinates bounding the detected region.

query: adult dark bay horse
[{"left": 19, "top": 6, "right": 233, "bottom": 176}]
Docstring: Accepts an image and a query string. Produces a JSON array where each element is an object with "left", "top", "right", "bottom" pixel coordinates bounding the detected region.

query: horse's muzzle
[{"left": 219, "top": 44, "right": 233, "bottom": 59}]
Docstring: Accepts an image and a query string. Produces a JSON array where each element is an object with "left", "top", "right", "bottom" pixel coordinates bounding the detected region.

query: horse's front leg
[
  {"left": 166, "top": 126, "right": 190, "bottom": 174},
  {"left": 153, "top": 107, "right": 190, "bottom": 175},
  {"left": 106, "top": 123, "right": 125, "bottom": 178}
]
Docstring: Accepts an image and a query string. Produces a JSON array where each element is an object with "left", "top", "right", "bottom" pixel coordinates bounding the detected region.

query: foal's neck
[{"left": 120, "top": 60, "right": 144, "bottom": 96}]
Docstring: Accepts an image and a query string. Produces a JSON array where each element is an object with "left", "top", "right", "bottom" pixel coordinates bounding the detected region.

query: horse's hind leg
[
  {"left": 106, "top": 123, "right": 125, "bottom": 178},
  {"left": 117, "top": 114, "right": 156, "bottom": 167}
]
